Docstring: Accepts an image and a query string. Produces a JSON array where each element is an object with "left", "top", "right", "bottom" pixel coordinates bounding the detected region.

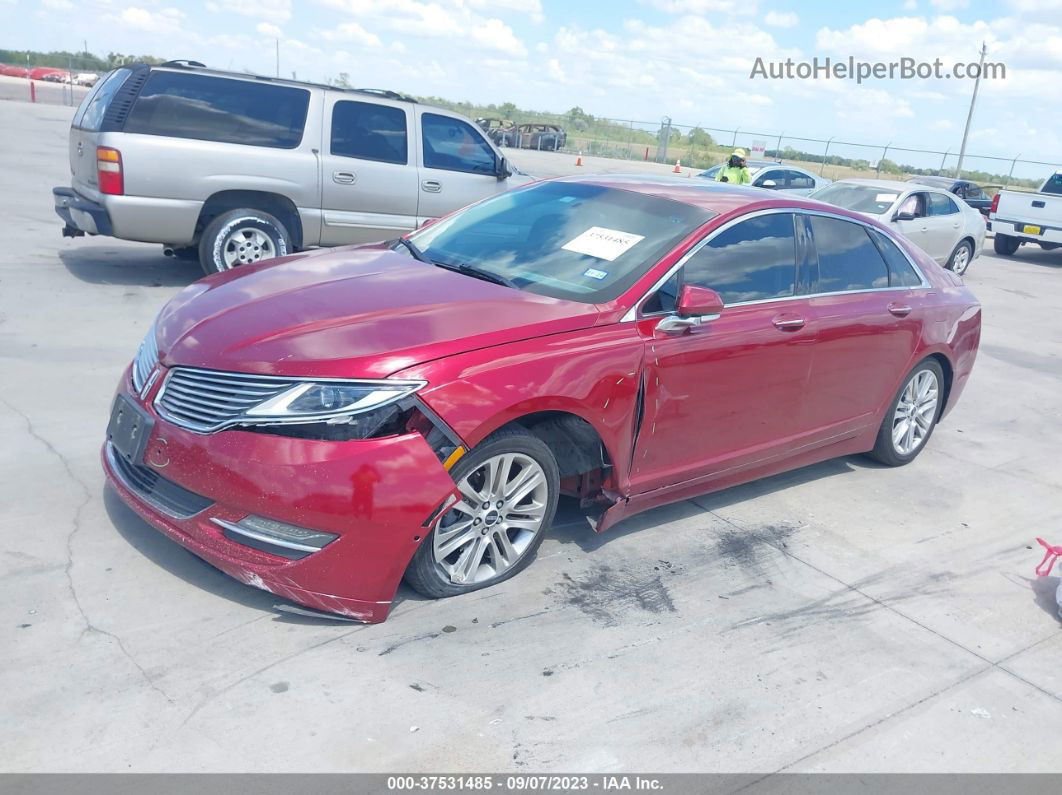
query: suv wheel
[
  {"left": 993, "top": 233, "right": 1020, "bottom": 256},
  {"left": 198, "top": 208, "right": 292, "bottom": 275},
  {"left": 404, "top": 428, "right": 559, "bottom": 599}
]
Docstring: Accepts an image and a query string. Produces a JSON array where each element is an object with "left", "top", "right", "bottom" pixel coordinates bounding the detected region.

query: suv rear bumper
[{"left": 53, "top": 187, "right": 113, "bottom": 237}]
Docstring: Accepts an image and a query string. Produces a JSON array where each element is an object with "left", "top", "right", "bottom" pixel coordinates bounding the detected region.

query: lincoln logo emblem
[{"left": 147, "top": 438, "right": 170, "bottom": 469}]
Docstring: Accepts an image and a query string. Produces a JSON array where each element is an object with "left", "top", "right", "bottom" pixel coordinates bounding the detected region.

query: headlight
[{"left": 244, "top": 380, "right": 425, "bottom": 423}]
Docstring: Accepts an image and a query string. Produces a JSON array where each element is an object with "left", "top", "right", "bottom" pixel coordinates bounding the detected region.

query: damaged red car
[{"left": 102, "top": 176, "right": 981, "bottom": 622}]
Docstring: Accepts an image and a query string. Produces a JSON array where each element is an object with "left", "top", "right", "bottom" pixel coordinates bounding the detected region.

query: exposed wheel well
[
  {"left": 195, "top": 190, "right": 303, "bottom": 249},
  {"left": 499, "top": 412, "right": 612, "bottom": 499}
]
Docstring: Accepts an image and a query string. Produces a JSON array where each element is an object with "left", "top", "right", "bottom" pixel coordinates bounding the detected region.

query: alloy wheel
[
  {"left": 952, "top": 244, "right": 971, "bottom": 275},
  {"left": 221, "top": 227, "right": 275, "bottom": 269},
  {"left": 434, "top": 452, "right": 549, "bottom": 585},
  {"left": 892, "top": 369, "right": 940, "bottom": 456}
]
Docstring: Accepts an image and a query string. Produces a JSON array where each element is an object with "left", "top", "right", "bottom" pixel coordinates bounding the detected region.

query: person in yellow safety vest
[{"left": 715, "top": 148, "right": 752, "bottom": 185}]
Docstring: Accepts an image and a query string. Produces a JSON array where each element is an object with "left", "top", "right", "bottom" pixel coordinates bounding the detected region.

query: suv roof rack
[
  {"left": 354, "top": 88, "right": 417, "bottom": 103},
  {"left": 160, "top": 59, "right": 206, "bottom": 68}
]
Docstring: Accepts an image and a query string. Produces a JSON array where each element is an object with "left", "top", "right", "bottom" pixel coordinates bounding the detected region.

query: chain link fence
[{"left": 497, "top": 110, "right": 1058, "bottom": 190}]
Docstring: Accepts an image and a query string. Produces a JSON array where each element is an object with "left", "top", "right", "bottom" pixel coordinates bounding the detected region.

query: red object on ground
[
  {"left": 29, "top": 81, "right": 36, "bottom": 103},
  {"left": 1035, "top": 538, "right": 1062, "bottom": 577}
]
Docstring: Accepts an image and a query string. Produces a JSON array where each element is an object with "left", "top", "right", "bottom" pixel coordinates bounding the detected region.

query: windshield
[
  {"left": 811, "top": 183, "right": 900, "bottom": 215},
  {"left": 409, "top": 181, "right": 712, "bottom": 303}
]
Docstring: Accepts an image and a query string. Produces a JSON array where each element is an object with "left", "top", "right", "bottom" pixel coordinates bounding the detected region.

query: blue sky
[{"left": 4, "top": 0, "right": 1061, "bottom": 178}]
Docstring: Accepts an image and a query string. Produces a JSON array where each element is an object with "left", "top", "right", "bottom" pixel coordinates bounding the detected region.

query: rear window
[
  {"left": 869, "top": 229, "right": 924, "bottom": 287},
  {"left": 124, "top": 71, "right": 309, "bottom": 149},
  {"left": 810, "top": 215, "right": 889, "bottom": 292},
  {"left": 76, "top": 68, "right": 132, "bottom": 131},
  {"left": 1042, "top": 174, "right": 1062, "bottom": 195},
  {"left": 331, "top": 100, "right": 407, "bottom": 164}
]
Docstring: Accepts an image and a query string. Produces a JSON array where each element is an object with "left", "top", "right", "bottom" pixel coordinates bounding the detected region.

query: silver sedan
[
  {"left": 810, "top": 178, "right": 986, "bottom": 275},
  {"left": 698, "top": 161, "right": 831, "bottom": 196}
]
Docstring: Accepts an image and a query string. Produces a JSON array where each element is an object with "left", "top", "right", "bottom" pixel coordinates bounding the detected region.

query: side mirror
[
  {"left": 496, "top": 156, "right": 511, "bottom": 180},
  {"left": 760, "top": 179, "right": 778, "bottom": 188},
  {"left": 658, "top": 285, "right": 724, "bottom": 334},
  {"left": 894, "top": 209, "right": 916, "bottom": 222}
]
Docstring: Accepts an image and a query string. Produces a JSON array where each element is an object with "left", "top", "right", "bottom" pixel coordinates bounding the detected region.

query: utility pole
[
  {"left": 954, "top": 41, "right": 987, "bottom": 179},
  {"left": 275, "top": 39, "right": 280, "bottom": 77}
]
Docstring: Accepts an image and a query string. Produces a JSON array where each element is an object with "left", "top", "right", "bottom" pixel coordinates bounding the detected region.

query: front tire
[
  {"left": 994, "top": 233, "right": 1020, "bottom": 256},
  {"left": 404, "top": 427, "right": 559, "bottom": 599},
  {"left": 198, "top": 208, "right": 292, "bottom": 276},
  {"left": 947, "top": 240, "right": 973, "bottom": 275},
  {"left": 868, "top": 359, "right": 944, "bottom": 467}
]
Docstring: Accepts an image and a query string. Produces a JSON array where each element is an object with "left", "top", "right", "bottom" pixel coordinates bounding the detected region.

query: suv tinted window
[
  {"left": 928, "top": 193, "right": 960, "bottom": 215},
  {"left": 422, "top": 113, "right": 497, "bottom": 174},
  {"left": 684, "top": 213, "right": 797, "bottom": 304},
  {"left": 1041, "top": 174, "right": 1062, "bottom": 195},
  {"left": 331, "top": 100, "right": 407, "bottom": 164},
  {"left": 869, "top": 229, "right": 923, "bottom": 287},
  {"left": 810, "top": 215, "right": 889, "bottom": 292},
  {"left": 78, "top": 68, "right": 132, "bottom": 131},
  {"left": 124, "top": 71, "right": 309, "bottom": 148}
]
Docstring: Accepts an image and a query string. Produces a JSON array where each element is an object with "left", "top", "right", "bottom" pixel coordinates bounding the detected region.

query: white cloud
[
  {"left": 108, "top": 7, "right": 186, "bottom": 35},
  {"left": 546, "top": 58, "right": 566, "bottom": 81},
  {"left": 641, "top": 0, "right": 756, "bottom": 13},
  {"left": 257, "top": 22, "right": 283, "bottom": 38},
  {"left": 470, "top": 18, "right": 527, "bottom": 55},
  {"left": 206, "top": 0, "right": 291, "bottom": 24},
  {"left": 317, "top": 22, "right": 383, "bottom": 47},
  {"left": 764, "top": 10, "right": 798, "bottom": 28},
  {"left": 469, "top": 0, "right": 544, "bottom": 24},
  {"left": 930, "top": 0, "right": 969, "bottom": 10},
  {"left": 41, "top": 0, "right": 74, "bottom": 10}
]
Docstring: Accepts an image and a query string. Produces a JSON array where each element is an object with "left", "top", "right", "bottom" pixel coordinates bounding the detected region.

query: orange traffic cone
[
  {"left": 672, "top": 159, "right": 682, "bottom": 173},
  {"left": 575, "top": 152, "right": 583, "bottom": 167}
]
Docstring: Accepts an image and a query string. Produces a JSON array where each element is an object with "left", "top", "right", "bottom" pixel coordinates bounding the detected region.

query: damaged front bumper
[{"left": 101, "top": 373, "right": 460, "bottom": 623}]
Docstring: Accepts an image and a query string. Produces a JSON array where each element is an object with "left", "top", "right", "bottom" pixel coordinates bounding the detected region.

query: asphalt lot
[{"left": 2, "top": 97, "right": 1061, "bottom": 775}]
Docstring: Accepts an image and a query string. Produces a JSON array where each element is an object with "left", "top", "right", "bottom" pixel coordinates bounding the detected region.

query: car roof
[
  {"left": 908, "top": 175, "right": 960, "bottom": 187},
  {"left": 553, "top": 174, "right": 845, "bottom": 217},
  {"left": 835, "top": 178, "right": 953, "bottom": 194}
]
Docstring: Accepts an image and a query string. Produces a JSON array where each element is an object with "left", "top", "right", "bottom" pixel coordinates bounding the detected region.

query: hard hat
[{"left": 732, "top": 148, "right": 747, "bottom": 158}]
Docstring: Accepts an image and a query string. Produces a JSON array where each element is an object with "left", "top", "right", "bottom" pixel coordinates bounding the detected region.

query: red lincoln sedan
[{"left": 102, "top": 176, "right": 981, "bottom": 622}]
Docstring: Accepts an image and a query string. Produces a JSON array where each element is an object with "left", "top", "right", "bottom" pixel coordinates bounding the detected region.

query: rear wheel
[
  {"left": 198, "top": 208, "right": 292, "bottom": 276},
  {"left": 868, "top": 359, "right": 944, "bottom": 467},
  {"left": 947, "top": 240, "right": 973, "bottom": 275},
  {"left": 994, "top": 233, "right": 1020, "bottom": 256},
  {"left": 404, "top": 428, "right": 559, "bottom": 599}
]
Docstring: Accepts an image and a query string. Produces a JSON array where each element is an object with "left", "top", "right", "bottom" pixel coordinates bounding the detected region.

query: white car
[
  {"left": 698, "top": 160, "right": 831, "bottom": 196},
  {"left": 810, "top": 178, "right": 985, "bottom": 275}
]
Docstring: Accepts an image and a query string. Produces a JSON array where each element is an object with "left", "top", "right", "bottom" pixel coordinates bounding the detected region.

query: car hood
[{"left": 156, "top": 246, "right": 601, "bottom": 379}]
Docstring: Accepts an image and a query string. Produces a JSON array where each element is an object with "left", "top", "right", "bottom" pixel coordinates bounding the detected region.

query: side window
[
  {"left": 124, "top": 72, "right": 309, "bottom": 148},
  {"left": 897, "top": 193, "right": 928, "bottom": 219},
  {"left": 928, "top": 193, "right": 960, "bottom": 216},
  {"left": 810, "top": 216, "right": 889, "bottom": 292},
  {"left": 642, "top": 271, "right": 680, "bottom": 315},
  {"left": 756, "top": 169, "right": 785, "bottom": 188},
  {"left": 331, "top": 101, "right": 407, "bottom": 164},
  {"left": 1042, "top": 174, "right": 1062, "bottom": 195},
  {"left": 966, "top": 186, "right": 988, "bottom": 201},
  {"left": 787, "top": 170, "right": 814, "bottom": 190},
  {"left": 869, "top": 229, "right": 923, "bottom": 287},
  {"left": 78, "top": 68, "right": 132, "bottom": 131},
  {"left": 683, "top": 213, "right": 797, "bottom": 305},
  {"left": 422, "top": 113, "right": 497, "bottom": 175}
]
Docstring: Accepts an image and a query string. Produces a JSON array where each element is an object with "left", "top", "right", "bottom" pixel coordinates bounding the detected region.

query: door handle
[
  {"left": 332, "top": 171, "right": 356, "bottom": 184},
  {"left": 772, "top": 314, "right": 806, "bottom": 331},
  {"left": 421, "top": 180, "right": 442, "bottom": 193},
  {"left": 888, "top": 303, "right": 913, "bottom": 317}
]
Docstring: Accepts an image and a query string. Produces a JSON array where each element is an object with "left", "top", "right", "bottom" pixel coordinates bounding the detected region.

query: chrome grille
[
  {"left": 156, "top": 367, "right": 297, "bottom": 433},
  {"left": 131, "top": 326, "right": 159, "bottom": 394}
]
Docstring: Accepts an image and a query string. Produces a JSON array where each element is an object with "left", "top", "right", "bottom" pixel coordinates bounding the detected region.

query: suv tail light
[
  {"left": 990, "top": 192, "right": 1000, "bottom": 214},
  {"left": 97, "top": 147, "right": 124, "bottom": 195}
]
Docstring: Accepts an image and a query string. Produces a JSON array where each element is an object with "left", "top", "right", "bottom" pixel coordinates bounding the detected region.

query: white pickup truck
[{"left": 989, "top": 172, "right": 1062, "bottom": 256}]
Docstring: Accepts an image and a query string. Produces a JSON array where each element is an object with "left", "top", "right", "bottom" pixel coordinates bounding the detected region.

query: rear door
[
  {"left": 68, "top": 67, "right": 133, "bottom": 200},
  {"left": 786, "top": 169, "right": 817, "bottom": 196},
  {"left": 801, "top": 215, "right": 927, "bottom": 438},
  {"left": 415, "top": 110, "right": 509, "bottom": 224},
  {"left": 925, "top": 192, "right": 963, "bottom": 260},
  {"left": 319, "top": 95, "right": 420, "bottom": 245}
]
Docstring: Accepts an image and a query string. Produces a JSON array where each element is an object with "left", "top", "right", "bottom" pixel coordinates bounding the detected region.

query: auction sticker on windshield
[{"left": 562, "top": 227, "right": 645, "bottom": 261}]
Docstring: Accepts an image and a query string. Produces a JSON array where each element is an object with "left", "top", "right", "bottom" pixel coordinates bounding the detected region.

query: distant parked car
[
  {"left": 811, "top": 178, "right": 985, "bottom": 275},
  {"left": 907, "top": 176, "right": 995, "bottom": 217},
  {"left": 75, "top": 72, "right": 100, "bottom": 87},
  {"left": 698, "top": 160, "right": 830, "bottom": 196},
  {"left": 29, "top": 67, "right": 68, "bottom": 81},
  {"left": 0, "top": 64, "right": 31, "bottom": 77},
  {"left": 475, "top": 117, "right": 516, "bottom": 146},
  {"left": 516, "top": 123, "right": 566, "bottom": 151},
  {"left": 53, "top": 62, "right": 532, "bottom": 275}
]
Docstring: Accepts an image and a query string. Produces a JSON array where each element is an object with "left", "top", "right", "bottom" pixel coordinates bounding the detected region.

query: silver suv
[{"left": 53, "top": 61, "right": 532, "bottom": 274}]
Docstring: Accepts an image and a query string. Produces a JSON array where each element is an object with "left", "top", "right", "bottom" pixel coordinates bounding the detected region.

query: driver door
[
  {"left": 628, "top": 212, "right": 818, "bottom": 495},
  {"left": 415, "top": 110, "right": 510, "bottom": 225}
]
